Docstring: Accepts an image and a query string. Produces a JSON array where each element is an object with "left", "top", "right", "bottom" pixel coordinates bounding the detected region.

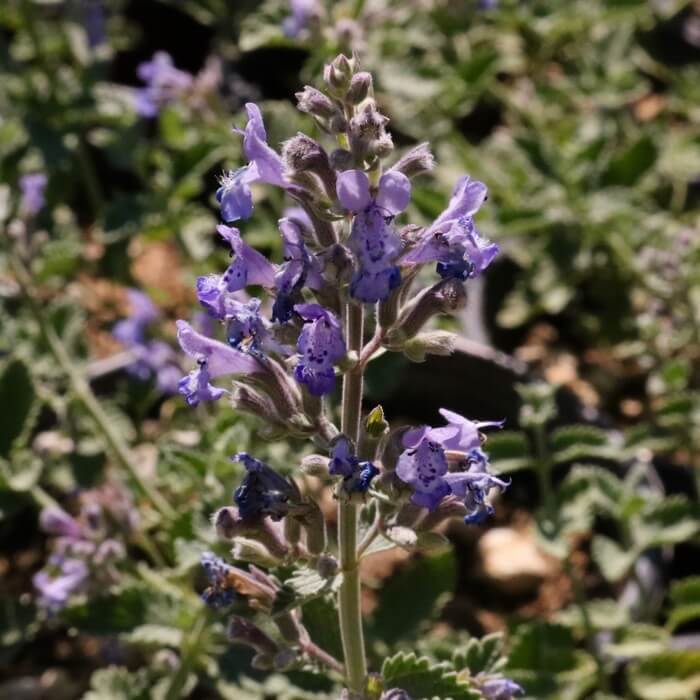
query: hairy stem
[
  {"left": 338, "top": 302, "right": 367, "bottom": 694},
  {"left": 9, "top": 254, "right": 175, "bottom": 522}
]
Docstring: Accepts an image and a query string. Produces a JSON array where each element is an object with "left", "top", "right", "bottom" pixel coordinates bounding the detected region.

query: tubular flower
[
  {"left": 336, "top": 169, "right": 411, "bottom": 302},
  {"left": 200, "top": 552, "right": 237, "bottom": 609},
  {"left": 293, "top": 303, "right": 346, "bottom": 396},
  {"left": 176, "top": 320, "right": 260, "bottom": 406},
  {"left": 329, "top": 435, "right": 380, "bottom": 494},
  {"left": 402, "top": 175, "right": 498, "bottom": 280},
  {"left": 217, "top": 103, "right": 287, "bottom": 222},
  {"left": 233, "top": 453, "right": 297, "bottom": 521},
  {"left": 272, "top": 218, "right": 324, "bottom": 323},
  {"left": 19, "top": 173, "right": 47, "bottom": 216},
  {"left": 33, "top": 555, "right": 89, "bottom": 612}
]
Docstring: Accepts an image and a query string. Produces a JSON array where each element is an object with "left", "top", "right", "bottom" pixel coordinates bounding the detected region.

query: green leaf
[
  {"left": 63, "top": 586, "right": 148, "bottom": 635},
  {"left": 635, "top": 497, "right": 700, "bottom": 549},
  {"left": 300, "top": 595, "right": 344, "bottom": 661},
  {"left": 0, "top": 360, "right": 35, "bottom": 458},
  {"left": 628, "top": 651, "right": 700, "bottom": 700},
  {"left": 591, "top": 535, "right": 636, "bottom": 582},
  {"left": 603, "top": 136, "right": 657, "bottom": 187},
  {"left": 381, "top": 651, "right": 480, "bottom": 700},
  {"left": 126, "top": 624, "right": 183, "bottom": 649},
  {"left": 83, "top": 666, "right": 151, "bottom": 700},
  {"left": 453, "top": 633, "right": 505, "bottom": 676},
  {"left": 272, "top": 568, "right": 340, "bottom": 616},
  {"left": 550, "top": 425, "right": 615, "bottom": 463},
  {"left": 604, "top": 624, "right": 669, "bottom": 659},
  {"left": 556, "top": 598, "right": 628, "bottom": 632},
  {"left": 668, "top": 577, "right": 700, "bottom": 632},
  {"left": 506, "top": 622, "right": 597, "bottom": 700},
  {"left": 371, "top": 551, "right": 456, "bottom": 644},
  {"left": 486, "top": 431, "right": 534, "bottom": 474}
]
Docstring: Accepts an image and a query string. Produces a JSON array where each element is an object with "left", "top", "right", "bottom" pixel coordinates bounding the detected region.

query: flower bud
[
  {"left": 403, "top": 331, "right": 458, "bottom": 362},
  {"left": 213, "top": 506, "right": 246, "bottom": 540},
  {"left": 328, "top": 112, "right": 349, "bottom": 135},
  {"left": 390, "top": 142, "right": 435, "bottom": 179},
  {"left": 316, "top": 553, "right": 338, "bottom": 578},
  {"left": 296, "top": 499, "right": 326, "bottom": 555},
  {"left": 275, "top": 611, "right": 303, "bottom": 643},
  {"left": 228, "top": 617, "right": 279, "bottom": 654},
  {"left": 386, "top": 278, "right": 467, "bottom": 344},
  {"left": 300, "top": 454, "right": 331, "bottom": 478},
  {"left": 346, "top": 72, "right": 373, "bottom": 104},
  {"left": 283, "top": 134, "right": 337, "bottom": 199},
  {"left": 231, "top": 385, "right": 286, "bottom": 432},
  {"left": 231, "top": 537, "right": 281, "bottom": 568},
  {"left": 324, "top": 54, "right": 356, "bottom": 95},
  {"left": 369, "top": 132, "right": 394, "bottom": 159},
  {"left": 251, "top": 356, "right": 303, "bottom": 421},
  {"left": 295, "top": 86, "right": 338, "bottom": 120}
]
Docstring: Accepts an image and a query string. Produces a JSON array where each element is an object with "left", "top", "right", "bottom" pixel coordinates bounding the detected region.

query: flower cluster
[
  {"left": 112, "top": 288, "right": 182, "bottom": 394},
  {"left": 33, "top": 485, "right": 137, "bottom": 612},
  {"left": 19, "top": 173, "right": 47, "bottom": 217}
]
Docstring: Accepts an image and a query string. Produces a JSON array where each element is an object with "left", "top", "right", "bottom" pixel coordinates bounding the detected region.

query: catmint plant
[{"left": 176, "top": 54, "right": 520, "bottom": 698}]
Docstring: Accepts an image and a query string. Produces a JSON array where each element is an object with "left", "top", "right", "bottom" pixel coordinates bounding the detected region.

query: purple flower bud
[
  {"left": 233, "top": 453, "right": 297, "bottom": 521},
  {"left": 39, "top": 507, "right": 84, "bottom": 539},
  {"left": 295, "top": 86, "right": 337, "bottom": 119},
  {"left": 228, "top": 617, "right": 279, "bottom": 654},
  {"left": 329, "top": 435, "right": 379, "bottom": 495},
  {"left": 346, "top": 72, "right": 373, "bottom": 104},
  {"left": 293, "top": 304, "right": 346, "bottom": 396},
  {"left": 390, "top": 143, "right": 435, "bottom": 180},
  {"left": 19, "top": 173, "right": 47, "bottom": 216}
]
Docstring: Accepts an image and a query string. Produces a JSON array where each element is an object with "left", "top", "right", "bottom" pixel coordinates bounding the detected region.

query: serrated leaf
[
  {"left": 668, "top": 577, "right": 700, "bottom": 632},
  {"left": 486, "top": 431, "right": 534, "bottom": 474},
  {"left": 272, "top": 568, "right": 340, "bottom": 616},
  {"left": 300, "top": 595, "right": 344, "bottom": 661},
  {"left": 591, "top": 536, "right": 636, "bottom": 582},
  {"left": 555, "top": 598, "right": 628, "bottom": 632},
  {"left": 634, "top": 497, "right": 700, "bottom": 549},
  {"left": 628, "top": 651, "right": 700, "bottom": 700},
  {"left": 453, "top": 633, "right": 505, "bottom": 675},
  {"left": 83, "top": 666, "right": 151, "bottom": 700},
  {"left": 550, "top": 425, "right": 615, "bottom": 463},
  {"left": 604, "top": 624, "right": 669, "bottom": 659},
  {"left": 382, "top": 651, "right": 480, "bottom": 700},
  {"left": 126, "top": 624, "right": 183, "bottom": 648}
]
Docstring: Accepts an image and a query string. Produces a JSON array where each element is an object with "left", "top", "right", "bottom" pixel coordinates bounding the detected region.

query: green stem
[
  {"left": 338, "top": 301, "right": 367, "bottom": 694},
  {"left": 9, "top": 254, "right": 175, "bottom": 521},
  {"left": 164, "top": 613, "right": 207, "bottom": 700}
]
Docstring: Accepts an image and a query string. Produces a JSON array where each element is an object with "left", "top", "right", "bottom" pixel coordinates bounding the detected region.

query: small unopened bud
[
  {"left": 152, "top": 649, "right": 179, "bottom": 672},
  {"left": 347, "top": 72, "right": 372, "bottom": 104},
  {"left": 378, "top": 426, "right": 411, "bottom": 472},
  {"left": 232, "top": 385, "right": 286, "bottom": 431},
  {"left": 253, "top": 357, "right": 303, "bottom": 421},
  {"left": 213, "top": 506, "right": 246, "bottom": 540},
  {"left": 349, "top": 101, "right": 392, "bottom": 162},
  {"left": 273, "top": 648, "right": 298, "bottom": 671},
  {"left": 300, "top": 454, "right": 331, "bottom": 478},
  {"left": 365, "top": 405, "right": 389, "bottom": 439},
  {"left": 316, "top": 554, "right": 339, "bottom": 578},
  {"left": 283, "top": 134, "right": 337, "bottom": 199},
  {"left": 228, "top": 617, "right": 279, "bottom": 654},
  {"left": 329, "top": 113, "right": 349, "bottom": 134},
  {"left": 338, "top": 350, "right": 359, "bottom": 372},
  {"left": 275, "top": 611, "right": 303, "bottom": 643},
  {"left": 387, "top": 278, "right": 467, "bottom": 344},
  {"left": 231, "top": 537, "right": 281, "bottom": 568},
  {"left": 295, "top": 86, "right": 337, "bottom": 119},
  {"left": 403, "top": 331, "right": 458, "bottom": 362},
  {"left": 369, "top": 132, "right": 394, "bottom": 159},
  {"left": 390, "top": 142, "right": 435, "bottom": 179},
  {"left": 330, "top": 148, "right": 353, "bottom": 171}
]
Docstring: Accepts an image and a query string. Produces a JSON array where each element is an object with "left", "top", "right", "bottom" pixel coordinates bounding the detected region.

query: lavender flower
[
  {"left": 293, "top": 303, "right": 345, "bottom": 396},
  {"left": 329, "top": 435, "right": 379, "bottom": 494},
  {"left": 39, "top": 507, "right": 84, "bottom": 539},
  {"left": 403, "top": 175, "right": 498, "bottom": 280},
  {"left": 112, "top": 289, "right": 181, "bottom": 392},
  {"left": 283, "top": 0, "right": 321, "bottom": 37},
  {"left": 337, "top": 169, "right": 411, "bottom": 302},
  {"left": 135, "top": 52, "right": 193, "bottom": 117},
  {"left": 217, "top": 104, "right": 287, "bottom": 222},
  {"left": 19, "top": 173, "right": 47, "bottom": 216},
  {"left": 226, "top": 298, "right": 269, "bottom": 352},
  {"left": 84, "top": 0, "right": 106, "bottom": 48},
  {"left": 200, "top": 552, "right": 236, "bottom": 608},
  {"left": 272, "top": 218, "right": 323, "bottom": 323},
  {"left": 233, "top": 453, "right": 297, "bottom": 521},
  {"left": 480, "top": 677, "right": 524, "bottom": 700},
  {"left": 176, "top": 320, "right": 260, "bottom": 406},
  {"left": 33, "top": 555, "right": 89, "bottom": 612}
]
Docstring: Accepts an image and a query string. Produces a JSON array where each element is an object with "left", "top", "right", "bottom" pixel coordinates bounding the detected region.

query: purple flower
[
  {"left": 135, "top": 52, "right": 193, "bottom": 117},
  {"left": 329, "top": 435, "right": 379, "bottom": 494},
  {"left": 19, "top": 173, "right": 47, "bottom": 216},
  {"left": 226, "top": 297, "right": 269, "bottom": 352},
  {"left": 283, "top": 0, "right": 320, "bottom": 37},
  {"left": 434, "top": 408, "right": 504, "bottom": 452},
  {"left": 218, "top": 225, "right": 277, "bottom": 293},
  {"left": 176, "top": 320, "right": 260, "bottom": 406},
  {"left": 84, "top": 0, "right": 106, "bottom": 48},
  {"left": 233, "top": 453, "right": 296, "bottom": 521},
  {"left": 337, "top": 169, "right": 411, "bottom": 302},
  {"left": 113, "top": 289, "right": 158, "bottom": 347},
  {"left": 403, "top": 175, "right": 497, "bottom": 280},
  {"left": 39, "top": 507, "right": 84, "bottom": 540},
  {"left": 272, "top": 218, "right": 323, "bottom": 323},
  {"left": 200, "top": 552, "right": 236, "bottom": 608},
  {"left": 443, "top": 448, "right": 509, "bottom": 524},
  {"left": 216, "top": 166, "right": 257, "bottom": 223},
  {"left": 33, "top": 555, "right": 89, "bottom": 611},
  {"left": 293, "top": 304, "right": 345, "bottom": 396},
  {"left": 396, "top": 429, "right": 451, "bottom": 511},
  {"left": 480, "top": 677, "right": 524, "bottom": 700}
]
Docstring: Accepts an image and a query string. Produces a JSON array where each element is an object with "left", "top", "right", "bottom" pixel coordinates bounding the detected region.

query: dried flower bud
[
  {"left": 403, "top": 331, "right": 458, "bottom": 362},
  {"left": 228, "top": 617, "right": 279, "bottom": 654},
  {"left": 390, "top": 142, "right": 435, "bottom": 179},
  {"left": 347, "top": 72, "right": 373, "bottom": 104},
  {"left": 295, "top": 86, "right": 337, "bottom": 119}
]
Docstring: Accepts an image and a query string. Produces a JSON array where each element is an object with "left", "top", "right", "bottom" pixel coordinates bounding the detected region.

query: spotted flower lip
[
  {"left": 396, "top": 434, "right": 451, "bottom": 511},
  {"left": 336, "top": 169, "right": 411, "bottom": 302},
  {"left": 218, "top": 225, "right": 277, "bottom": 293},
  {"left": 232, "top": 453, "right": 297, "bottom": 521},
  {"left": 293, "top": 303, "right": 346, "bottom": 396}
]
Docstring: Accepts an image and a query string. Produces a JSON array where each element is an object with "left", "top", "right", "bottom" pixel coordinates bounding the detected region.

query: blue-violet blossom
[
  {"left": 336, "top": 169, "right": 411, "bottom": 302},
  {"left": 329, "top": 435, "right": 380, "bottom": 494},
  {"left": 233, "top": 453, "right": 297, "bottom": 521},
  {"left": 20, "top": 173, "right": 47, "bottom": 216},
  {"left": 293, "top": 303, "right": 345, "bottom": 396},
  {"left": 135, "top": 52, "right": 193, "bottom": 117},
  {"left": 200, "top": 552, "right": 236, "bottom": 608}
]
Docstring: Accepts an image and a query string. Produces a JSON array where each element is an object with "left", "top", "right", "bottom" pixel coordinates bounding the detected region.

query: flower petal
[
  {"left": 376, "top": 171, "right": 411, "bottom": 215},
  {"left": 337, "top": 170, "right": 371, "bottom": 212}
]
